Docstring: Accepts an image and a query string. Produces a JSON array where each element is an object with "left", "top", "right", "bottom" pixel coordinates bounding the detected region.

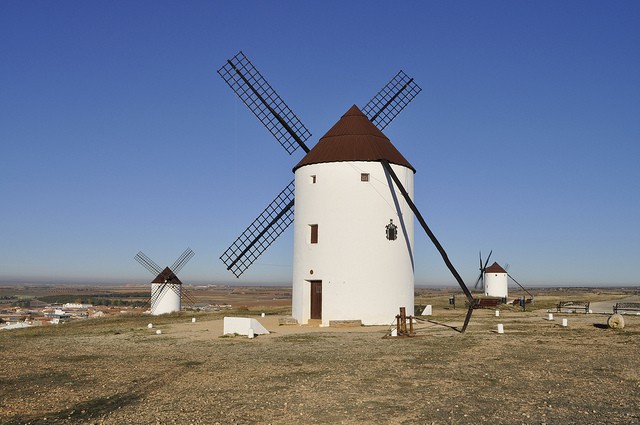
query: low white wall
[{"left": 223, "top": 317, "right": 270, "bottom": 336}]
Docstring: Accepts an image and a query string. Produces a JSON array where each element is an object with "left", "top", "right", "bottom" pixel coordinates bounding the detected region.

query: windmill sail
[
  {"left": 362, "top": 70, "right": 422, "bottom": 130},
  {"left": 474, "top": 250, "right": 493, "bottom": 290},
  {"left": 219, "top": 180, "right": 295, "bottom": 278},
  {"left": 218, "top": 51, "right": 311, "bottom": 154},
  {"left": 134, "top": 251, "right": 162, "bottom": 276},
  {"left": 172, "top": 248, "right": 195, "bottom": 274}
]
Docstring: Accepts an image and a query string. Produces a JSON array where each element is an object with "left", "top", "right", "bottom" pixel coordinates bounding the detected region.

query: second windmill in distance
[{"left": 134, "top": 248, "right": 196, "bottom": 315}]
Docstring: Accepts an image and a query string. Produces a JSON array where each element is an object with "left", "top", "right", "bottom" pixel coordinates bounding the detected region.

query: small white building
[
  {"left": 63, "top": 303, "right": 93, "bottom": 309},
  {"left": 1, "top": 322, "right": 34, "bottom": 330},
  {"left": 484, "top": 262, "right": 508, "bottom": 299},
  {"left": 291, "top": 105, "right": 415, "bottom": 326}
]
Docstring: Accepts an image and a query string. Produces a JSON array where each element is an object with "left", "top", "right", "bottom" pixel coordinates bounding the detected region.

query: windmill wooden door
[{"left": 310, "top": 280, "right": 322, "bottom": 319}]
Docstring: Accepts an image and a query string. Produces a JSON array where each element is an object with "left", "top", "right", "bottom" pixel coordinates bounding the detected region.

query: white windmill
[
  {"left": 134, "top": 249, "right": 195, "bottom": 315},
  {"left": 218, "top": 52, "right": 477, "bottom": 330},
  {"left": 475, "top": 251, "right": 534, "bottom": 303},
  {"left": 291, "top": 105, "right": 415, "bottom": 325},
  {"left": 483, "top": 262, "right": 509, "bottom": 299}
]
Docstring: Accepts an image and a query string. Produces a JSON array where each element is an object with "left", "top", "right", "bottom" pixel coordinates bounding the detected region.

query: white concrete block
[
  {"left": 422, "top": 305, "right": 432, "bottom": 316},
  {"left": 223, "top": 317, "right": 270, "bottom": 336}
]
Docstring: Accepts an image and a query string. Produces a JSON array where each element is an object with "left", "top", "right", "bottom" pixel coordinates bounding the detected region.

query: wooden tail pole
[{"left": 380, "top": 160, "right": 475, "bottom": 333}]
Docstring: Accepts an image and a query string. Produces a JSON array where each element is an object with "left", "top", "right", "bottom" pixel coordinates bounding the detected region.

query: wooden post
[{"left": 400, "top": 307, "right": 407, "bottom": 335}]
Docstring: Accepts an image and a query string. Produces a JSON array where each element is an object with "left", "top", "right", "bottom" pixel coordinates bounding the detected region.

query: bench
[
  {"left": 511, "top": 298, "right": 533, "bottom": 306},
  {"left": 556, "top": 301, "right": 590, "bottom": 314},
  {"left": 473, "top": 298, "right": 501, "bottom": 309},
  {"left": 613, "top": 302, "right": 640, "bottom": 314}
]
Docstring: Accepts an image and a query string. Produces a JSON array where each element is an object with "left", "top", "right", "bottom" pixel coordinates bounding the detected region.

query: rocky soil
[{"left": 1, "top": 301, "right": 640, "bottom": 424}]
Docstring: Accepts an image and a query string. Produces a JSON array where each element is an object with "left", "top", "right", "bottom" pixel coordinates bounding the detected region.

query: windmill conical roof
[
  {"left": 292, "top": 105, "right": 415, "bottom": 172},
  {"left": 485, "top": 262, "right": 507, "bottom": 274},
  {"left": 152, "top": 266, "right": 183, "bottom": 285}
]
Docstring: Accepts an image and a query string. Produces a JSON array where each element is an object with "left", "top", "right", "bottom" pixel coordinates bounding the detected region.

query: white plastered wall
[
  {"left": 292, "top": 161, "right": 415, "bottom": 326},
  {"left": 484, "top": 273, "right": 508, "bottom": 299},
  {"left": 151, "top": 283, "right": 181, "bottom": 315}
]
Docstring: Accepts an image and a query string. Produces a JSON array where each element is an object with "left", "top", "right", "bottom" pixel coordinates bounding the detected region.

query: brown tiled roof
[
  {"left": 292, "top": 105, "right": 415, "bottom": 172},
  {"left": 485, "top": 262, "right": 507, "bottom": 274},
  {"left": 152, "top": 267, "right": 183, "bottom": 285}
]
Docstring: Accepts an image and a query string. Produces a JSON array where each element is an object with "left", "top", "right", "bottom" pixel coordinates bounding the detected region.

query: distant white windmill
[
  {"left": 475, "top": 251, "right": 534, "bottom": 302},
  {"left": 483, "top": 262, "right": 509, "bottom": 299},
  {"left": 134, "top": 249, "right": 195, "bottom": 315}
]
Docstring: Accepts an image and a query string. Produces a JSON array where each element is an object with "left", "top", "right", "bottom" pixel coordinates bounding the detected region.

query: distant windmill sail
[{"left": 474, "top": 250, "right": 493, "bottom": 291}]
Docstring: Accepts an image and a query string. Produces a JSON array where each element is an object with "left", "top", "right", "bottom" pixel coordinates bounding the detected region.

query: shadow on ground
[{"left": 4, "top": 391, "right": 141, "bottom": 425}]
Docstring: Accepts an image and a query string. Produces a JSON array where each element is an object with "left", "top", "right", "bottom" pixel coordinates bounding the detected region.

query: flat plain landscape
[{"left": 1, "top": 286, "right": 639, "bottom": 424}]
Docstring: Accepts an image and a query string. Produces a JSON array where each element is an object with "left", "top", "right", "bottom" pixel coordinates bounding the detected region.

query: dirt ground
[{"left": 1, "top": 289, "right": 640, "bottom": 424}]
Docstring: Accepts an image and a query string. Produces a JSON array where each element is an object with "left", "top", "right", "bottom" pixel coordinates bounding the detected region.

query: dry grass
[{"left": 1, "top": 289, "right": 640, "bottom": 424}]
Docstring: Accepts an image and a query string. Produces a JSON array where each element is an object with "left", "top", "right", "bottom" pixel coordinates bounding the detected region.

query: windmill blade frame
[
  {"left": 219, "top": 180, "right": 295, "bottom": 278},
  {"left": 134, "top": 251, "right": 162, "bottom": 276},
  {"left": 483, "top": 250, "right": 493, "bottom": 270},
  {"left": 480, "top": 250, "right": 492, "bottom": 290},
  {"left": 473, "top": 250, "right": 493, "bottom": 291},
  {"left": 172, "top": 248, "right": 195, "bottom": 275},
  {"left": 217, "top": 51, "right": 312, "bottom": 155},
  {"left": 474, "top": 251, "right": 483, "bottom": 289},
  {"left": 181, "top": 287, "right": 198, "bottom": 308},
  {"left": 474, "top": 272, "right": 484, "bottom": 290},
  {"left": 362, "top": 70, "right": 422, "bottom": 130}
]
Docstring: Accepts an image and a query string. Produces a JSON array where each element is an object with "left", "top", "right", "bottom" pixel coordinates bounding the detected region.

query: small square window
[
  {"left": 310, "top": 175, "right": 317, "bottom": 184},
  {"left": 361, "top": 173, "right": 369, "bottom": 182}
]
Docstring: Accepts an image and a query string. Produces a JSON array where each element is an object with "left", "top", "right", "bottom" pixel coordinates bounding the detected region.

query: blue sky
[{"left": 1, "top": 1, "right": 639, "bottom": 287}]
